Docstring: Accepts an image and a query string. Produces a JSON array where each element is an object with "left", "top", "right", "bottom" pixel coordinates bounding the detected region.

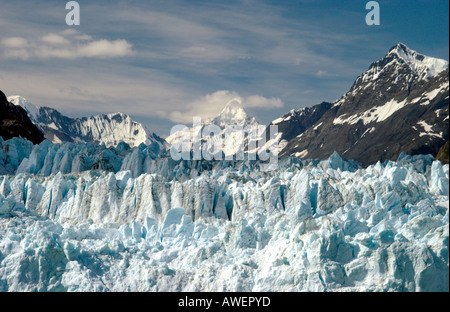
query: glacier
[{"left": 0, "top": 137, "right": 448, "bottom": 292}]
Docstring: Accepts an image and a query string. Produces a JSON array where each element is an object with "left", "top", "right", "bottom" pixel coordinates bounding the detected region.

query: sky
[{"left": 0, "top": 0, "right": 448, "bottom": 136}]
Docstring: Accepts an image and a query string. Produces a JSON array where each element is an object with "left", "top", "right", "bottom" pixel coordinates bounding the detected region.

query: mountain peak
[
  {"left": 385, "top": 43, "right": 448, "bottom": 79},
  {"left": 0, "top": 90, "right": 8, "bottom": 104},
  {"left": 388, "top": 42, "right": 410, "bottom": 54},
  {"left": 212, "top": 99, "right": 258, "bottom": 127},
  {"left": 108, "top": 111, "right": 128, "bottom": 117},
  {"left": 8, "top": 95, "right": 40, "bottom": 121},
  {"left": 346, "top": 43, "right": 448, "bottom": 96},
  {"left": 218, "top": 98, "right": 247, "bottom": 119},
  {"left": 387, "top": 42, "right": 424, "bottom": 64}
]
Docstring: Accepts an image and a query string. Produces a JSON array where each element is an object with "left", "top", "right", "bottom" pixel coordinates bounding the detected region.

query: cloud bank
[
  {"left": 165, "top": 90, "right": 284, "bottom": 124},
  {"left": 1, "top": 30, "right": 133, "bottom": 60}
]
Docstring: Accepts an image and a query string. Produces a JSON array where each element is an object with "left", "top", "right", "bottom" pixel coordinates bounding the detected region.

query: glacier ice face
[
  {"left": 0, "top": 137, "right": 448, "bottom": 292},
  {"left": 0, "top": 137, "right": 167, "bottom": 177}
]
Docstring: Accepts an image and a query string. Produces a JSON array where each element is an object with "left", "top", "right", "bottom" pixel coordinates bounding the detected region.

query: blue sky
[{"left": 0, "top": 0, "right": 448, "bottom": 136}]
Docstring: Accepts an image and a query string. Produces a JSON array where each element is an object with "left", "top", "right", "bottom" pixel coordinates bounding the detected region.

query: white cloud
[
  {"left": 3, "top": 48, "right": 30, "bottom": 60},
  {"left": 167, "top": 90, "right": 284, "bottom": 123},
  {"left": 61, "top": 30, "right": 92, "bottom": 41},
  {"left": 245, "top": 95, "right": 284, "bottom": 108},
  {"left": 1, "top": 31, "right": 133, "bottom": 60},
  {"left": 315, "top": 70, "right": 327, "bottom": 77},
  {"left": 1, "top": 37, "right": 28, "bottom": 48},
  {"left": 74, "top": 34, "right": 93, "bottom": 41},
  {"left": 77, "top": 39, "right": 133, "bottom": 58},
  {"left": 41, "top": 34, "right": 70, "bottom": 45},
  {"left": 61, "top": 29, "right": 78, "bottom": 36}
]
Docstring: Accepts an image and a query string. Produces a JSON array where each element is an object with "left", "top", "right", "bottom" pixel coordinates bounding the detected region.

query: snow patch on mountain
[
  {"left": 333, "top": 75, "right": 449, "bottom": 127},
  {"left": 420, "top": 81, "right": 449, "bottom": 106},
  {"left": 333, "top": 98, "right": 409, "bottom": 125}
]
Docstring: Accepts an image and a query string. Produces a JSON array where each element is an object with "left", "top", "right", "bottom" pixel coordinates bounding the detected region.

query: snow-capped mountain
[
  {"left": 352, "top": 43, "right": 448, "bottom": 89},
  {"left": 277, "top": 43, "right": 449, "bottom": 165},
  {"left": 210, "top": 98, "right": 258, "bottom": 128},
  {"left": 7, "top": 95, "right": 166, "bottom": 149},
  {"left": 166, "top": 99, "right": 263, "bottom": 158},
  {"left": 0, "top": 136, "right": 448, "bottom": 291}
]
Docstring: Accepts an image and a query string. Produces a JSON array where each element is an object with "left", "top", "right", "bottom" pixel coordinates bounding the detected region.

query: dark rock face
[
  {"left": 276, "top": 44, "right": 449, "bottom": 166},
  {"left": 436, "top": 141, "right": 449, "bottom": 164},
  {"left": 269, "top": 101, "right": 333, "bottom": 142},
  {"left": 0, "top": 90, "right": 45, "bottom": 144}
]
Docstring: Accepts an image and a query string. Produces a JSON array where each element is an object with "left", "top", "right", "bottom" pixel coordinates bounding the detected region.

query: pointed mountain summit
[
  {"left": 210, "top": 99, "right": 258, "bottom": 128},
  {"left": 166, "top": 99, "right": 261, "bottom": 157},
  {"left": 347, "top": 43, "right": 449, "bottom": 99},
  {"left": 387, "top": 43, "right": 448, "bottom": 78}
]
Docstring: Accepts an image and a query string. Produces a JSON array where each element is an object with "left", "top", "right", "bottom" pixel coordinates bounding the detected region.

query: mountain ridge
[{"left": 8, "top": 95, "right": 166, "bottom": 149}]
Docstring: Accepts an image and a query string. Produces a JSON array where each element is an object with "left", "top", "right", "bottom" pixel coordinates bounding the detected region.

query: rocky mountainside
[
  {"left": 436, "top": 141, "right": 449, "bottom": 164},
  {"left": 8, "top": 95, "right": 166, "bottom": 149},
  {"left": 0, "top": 90, "right": 44, "bottom": 145},
  {"left": 269, "top": 101, "right": 333, "bottom": 155},
  {"left": 277, "top": 43, "right": 449, "bottom": 166}
]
